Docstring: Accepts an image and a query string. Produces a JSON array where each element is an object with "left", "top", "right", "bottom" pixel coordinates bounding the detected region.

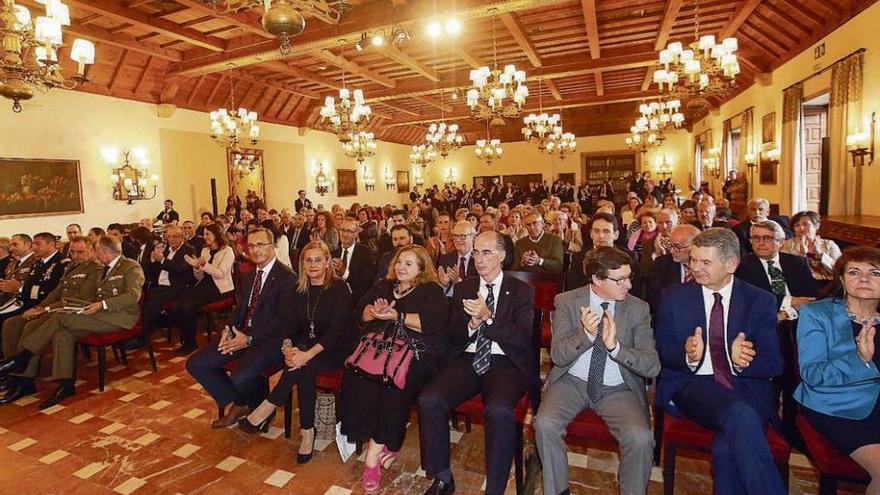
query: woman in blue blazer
[{"left": 794, "top": 246, "right": 880, "bottom": 491}]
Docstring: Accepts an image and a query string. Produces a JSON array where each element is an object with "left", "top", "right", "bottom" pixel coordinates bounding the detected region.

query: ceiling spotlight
[
  {"left": 445, "top": 18, "right": 462, "bottom": 35},
  {"left": 371, "top": 32, "right": 384, "bottom": 46},
  {"left": 426, "top": 21, "right": 442, "bottom": 38}
]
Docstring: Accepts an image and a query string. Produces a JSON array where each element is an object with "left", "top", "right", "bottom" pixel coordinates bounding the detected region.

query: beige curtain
[
  {"left": 721, "top": 119, "right": 731, "bottom": 176},
  {"left": 828, "top": 51, "right": 864, "bottom": 216},
  {"left": 782, "top": 84, "right": 805, "bottom": 214},
  {"left": 739, "top": 108, "right": 754, "bottom": 173}
]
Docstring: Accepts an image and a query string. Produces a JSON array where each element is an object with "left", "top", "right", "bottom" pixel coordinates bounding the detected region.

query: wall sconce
[
  {"left": 443, "top": 168, "right": 458, "bottom": 187},
  {"left": 362, "top": 164, "right": 376, "bottom": 192},
  {"left": 384, "top": 165, "right": 396, "bottom": 190},
  {"left": 745, "top": 151, "right": 758, "bottom": 171},
  {"left": 703, "top": 147, "right": 721, "bottom": 178},
  {"left": 108, "top": 149, "right": 158, "bottom": 205},
  {"left": 653, "top": 154, "right": 674, "bottom": 180},
  {"left": 847, "top": 111, "right": 876, "bottom": 166},
  {"left": 314, "top": 162, "right": 334, "bottom": 196},
  {"left": 760, "top": 147, "right": 781, "bottom": 168}
]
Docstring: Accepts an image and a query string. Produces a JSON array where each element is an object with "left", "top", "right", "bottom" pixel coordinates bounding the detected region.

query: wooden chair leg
[
  {"left": 97, "top": 346, "right": 107, "bottom": 392},
  {"left": 284, "top": 393, "right": 293, "bottom": 439},
  {"left": 119, "top": 346, "right": 128, "bottom": 365},
  {"left": 111, "top": 346, "right": 121, "bottom": 364},
  {"left": 662, "top": 444, "right": 676, "bottom": 495},
  {"left": 819, "top": 474, "right": 838, "bottom": 495},
  {"left": 514, "top": 422, "right": 525, "bottom": 495},
  {"left": 146, "top": 343, "right": 158, "bottom": 372}
]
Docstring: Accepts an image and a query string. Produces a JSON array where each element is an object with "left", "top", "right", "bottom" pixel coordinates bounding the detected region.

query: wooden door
[{"left": 803, "top": 106, "right": 827, "bottom": 212}]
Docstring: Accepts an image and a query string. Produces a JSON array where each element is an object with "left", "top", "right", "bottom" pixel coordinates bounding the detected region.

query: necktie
[
  {"left": 101, "top": 265, "right": 110, "bottom": 280},
  {"left": 245, "top": 269, "right": 264, "bottom": 328},
  {"left": 586, "top": 302, "right": 611, "bottom": 403},
  {"left": 472, "top": 283, "right": 496, "bottom": 376},
  {"left": 340, "top": 248, "right": 349, "bottom": 277},
  {"left": 767, "top": 260, "right": 787, "bottom": 297},
  {"left": 683, "top": 265, "right": 694, "bottom": 283},
  {"left": 458, "top": 256, "right": 466, "bottom": 280},
  {"left": 292, "top": 229, "right": 300, "bottom": 247},
  {"left": 709, "top": 292, "right": 735, "bottom": 389}
]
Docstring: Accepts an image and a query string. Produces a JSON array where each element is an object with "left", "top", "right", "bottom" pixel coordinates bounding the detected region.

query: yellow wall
[{"left": 691, "top": 0, "right": 880, "bottom": 215}]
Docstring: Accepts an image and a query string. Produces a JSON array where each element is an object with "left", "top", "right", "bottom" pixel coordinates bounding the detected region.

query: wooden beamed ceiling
[{"left": 30, "top": 0, "right": 878, "bottom": 146}]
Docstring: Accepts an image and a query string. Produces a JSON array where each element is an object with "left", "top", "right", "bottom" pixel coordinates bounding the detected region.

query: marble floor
[{"left": 0, "top": 333, "right": 868, "bottom": 495}]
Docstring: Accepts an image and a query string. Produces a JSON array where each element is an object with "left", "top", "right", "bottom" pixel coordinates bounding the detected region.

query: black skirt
[{"left": 800, "top": 397, "right": 880, "bottom": 455}]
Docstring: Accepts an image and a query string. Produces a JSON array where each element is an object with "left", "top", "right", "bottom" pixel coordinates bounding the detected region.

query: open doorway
[{"left": 802, "top": 93, "right": 829, "bottom": 214}]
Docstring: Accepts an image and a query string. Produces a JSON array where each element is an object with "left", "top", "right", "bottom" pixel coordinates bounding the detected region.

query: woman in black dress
[
  {"left": 238, "top": 241, "right": 356, "bottom": 463},
  {"left": 339, "top": 245, "right": 449, "bottom": 493}
]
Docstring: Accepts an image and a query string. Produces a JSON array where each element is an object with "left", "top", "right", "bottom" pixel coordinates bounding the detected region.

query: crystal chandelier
[
  {"left": 466, "top": 11, "right": 528, "bottom": 126},
  {"left": 625, "top": 128, "right": 662, "bottom": 153},
  {"left": 639, "top": 99, "right": 685, "bottom": 130},
  {"left": 546, "top": 129, "right": 577, "bottom": 160},
  {"left": 522, "top": 79, "right": 561, "bottom": 152},
  {"left": 425, "top": 122, "right": 464, "bottom": 158},
  {"left": 209, "top": 75, "right": 260, "bottom": 151},
  {"left": 1, "top": 0, "right": 95, "bottom": 112},
  {"left": 318, "top": 44, "right": 371, "bottom": 145},
  {"left": 653, "top": 0, "right": 740, "bottom": 113},
  {"left": 341, "top": 131, "right": 377, "bottom": 163},
  {"left": 475, "top": 123, "right": 503, "bottom": 165},
  {"left": 410, "top": 143, "right": 437, "bottom": 168}
]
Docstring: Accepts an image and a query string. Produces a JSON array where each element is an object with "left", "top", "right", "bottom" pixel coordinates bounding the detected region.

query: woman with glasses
[
  {"left": 238, "top": 241, "right": 355, "bottom": 463},
  {"left": 339, "top": 245, "right": 449, "bottom": 493},
  {"left": 174, "top": 223, "right": 235, "bottom": 355},
  {"left": 795, "top": 247, "right": 880, "bottom": 492}
]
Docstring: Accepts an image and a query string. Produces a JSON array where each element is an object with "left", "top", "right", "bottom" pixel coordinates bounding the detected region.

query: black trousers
[
  {"left": 185, "top": 337, "right": 284, "bottom": 409},
  {"left": 171, "top": 281, "right": 225, "bottom": 347},
  {"left": 141, "top": 284, "right": 187, "bottom": 337},
  {"left": 267, "top": 363, "right": 319, "bottom": 430},
  {"left": 419, "top": 354, "right": 528, "bottom": 495}
]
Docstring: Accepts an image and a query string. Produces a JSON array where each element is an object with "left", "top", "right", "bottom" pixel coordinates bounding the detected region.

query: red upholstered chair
[
  {"left": 77, "top": 321, "right": 158, "bottom": 392},
  {"left": 198, "top": 295, "right": 235, "bottom": 341},
  {"left": 795, "top": 414, "right": 869, "bottom": 495},
  {"left": 506, "top": 271, "right": 564, "bottom": 349},
  {"left": 564, "top": 409, "right": 618, "bottom": 449},
  {"left": 451, "top": 309, "right": 543, "bottom": 495},
  {"left": 661, "top": 413, "right": 791, "bottom": 495}
]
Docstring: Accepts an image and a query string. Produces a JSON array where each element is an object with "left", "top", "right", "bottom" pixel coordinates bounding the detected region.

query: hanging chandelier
[
  {"left": 522, "top": 79, "right": 561, "bottom": 152},
  {"left": 341, "top": 131, "right": 377, "bottom": 163},
  {"left": 625, "top": 128, "right": 662, "bottom": 153},
  {"left": 475, "top": 121, "right": 503, "bottom": 166},
  {"left": 466, "top": 11, "right": 528, "bottom": 126},
  {"left": 653, "top": 0, "right": 740, "bottom": 113},
  {"left": 546, "top": 129, "right": 577, "bottom": 160},
  {"left": 209, "top": 75, "right": 260, "bottom": 151},
  {"left": 318, "top": 46, "right": 371, "bottom": 143},
  {"left": 410, "top": 144, "right": 437, "bottom": 168},
  {"left": 425, "top": 122, "right": 464, "bottom": 158},
  {"left": 639, "top": 99, "right": 685, "bottom": 130},
  {"left": 0, "top": 0, "right": 95, "bottom": 113},
  {"left": 232, "top": 151, "right": 258, "bottom": 178}
]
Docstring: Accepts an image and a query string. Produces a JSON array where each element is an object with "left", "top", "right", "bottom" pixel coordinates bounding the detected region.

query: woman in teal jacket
[{"left": 794, "top": 246, "right": 880, "bottom": 493}]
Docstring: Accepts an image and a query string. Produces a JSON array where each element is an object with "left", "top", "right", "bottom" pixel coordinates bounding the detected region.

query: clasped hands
[
  {"left": 283, "top": 346, "right": 312, "bottom": 370},
  {"left": 520, "top": 250, "right": 541, "bottom": 267},
  {"left": 184, "top": 254, "right": 206, "bottom": 269},
  {"left": 685, "top": 327, "right": 756, "bottom": 369},
  {"left": 437, "top": 266, "right": 461, "bottom": 288},
  {"left": 463, "top": 295, "right": 492, "bottom": 328},
  {"left": 580, "top": 306, "right": 617, "bottom": 350},
  {"left": 217, "top": 325, "right": 249, "bottom": 355},
  {"left": 369, "top": 298, "right": 398, "bottom": 321}
]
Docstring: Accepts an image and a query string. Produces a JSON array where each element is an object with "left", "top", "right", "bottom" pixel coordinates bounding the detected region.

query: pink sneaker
[
  {"left": 377, "top": 446, "right": 400, "bottom": 469},
  {"left": 362, "top": 463, "right": 381, "bottom": 493}
]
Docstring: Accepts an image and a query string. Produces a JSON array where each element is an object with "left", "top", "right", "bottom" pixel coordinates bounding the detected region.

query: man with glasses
[
  {"left": 438, "top": 220, "right": 477, "bottom": 296},
  {"left": 186, "top": 227, "right": 297, "bottom": 428},
  {"left": 420, "top": 231, "right": 538, "bottom": 495},
  {"left": 645, "top": 224, "right": 701, "bottom": 315},
  {"left": 332, "top": 219, "right": 375, "bottom": 305},
  {"left": 535, "top": 247, "right": 659, "bottom": 495},
  {"left": 181, "top": 220, "right": 205, "bottom": 254},
  {"left": 512, "top": 212, "right": 563, "bottom": 273},
  {"left": 732, "top": 197, "right": 793, "bottom": 254}
]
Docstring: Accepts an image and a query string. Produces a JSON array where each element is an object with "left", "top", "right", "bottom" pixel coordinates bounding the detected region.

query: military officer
[
  {"left": 0, "top": 234, "right": 38, "bottom": 311},
  {"left": 0, "top": 236, "right": 100, "bottom": 403},
  {"left": 0, "top": 235, "right": 144, "bottom": 409},
  {"left": 0, "top": 233, "right": 66, "bottom": 337}
]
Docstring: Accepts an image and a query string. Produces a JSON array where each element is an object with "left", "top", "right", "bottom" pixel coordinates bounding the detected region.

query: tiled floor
[{"left": 0, "top": 334, "right": 868, "bottom": 494}]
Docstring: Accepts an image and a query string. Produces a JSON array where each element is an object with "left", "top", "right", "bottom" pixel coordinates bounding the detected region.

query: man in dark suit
[
  {"left": 186, "top": 227, "right": 297, "bottom": 428},
  {"left": 294, "top": 190, "right": 313, "bottom": 214},
  {"left": 732, "top": 197, "right": 793, "bottom": 254},
  {"left": 332, "top": 219, "right": 376, "bottom": 305},
  {"left": 136, "top": 225, "right": 196, "bottom": 347},
  {"left": 420, "top": 231, "right": 537, "bottom": 495},
  {"left": 568, "top": 213, "right": 642, "bottom": 298},
  {"left": 287, "top": 212, "right": 311, "bottom": 262},
  {"left": 534, "top": 247, "right": 660, "bottom": 495},
  {"left": 377, "top": 209, "right": 409, "bottom": 256},
  {"left": 375, "top": 225, "right": 413, "bottom": 281},
  {"left": 645, "top": 224, "right": 701, "bottom": 315},
  {"left": 156, "top": 199, "right": 180, "bottom": 224},
  {"left": 691, "top": 201, "right": 732, "bottom": 231},
  {"left": 437, "top": 220, "right": 477, "bottom": 296},
  {"left": 655, "top": 228, "right": 786, "bottom": 495},
  {"left": 181, "top": 220, "right": 205, "bottom": 254}
]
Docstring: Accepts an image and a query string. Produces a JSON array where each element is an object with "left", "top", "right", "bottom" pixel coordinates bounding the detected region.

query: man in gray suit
[{"left": 534, "top": 246, "right": 660, "bottom": 495}]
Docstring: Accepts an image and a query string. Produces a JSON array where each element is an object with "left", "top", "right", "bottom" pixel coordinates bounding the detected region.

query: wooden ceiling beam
[
  {"left": 66, "top": 0, "right": 226, "bottom": 52},
  {"left": 499, "top": 12, "right": 542, "bottom": 67},
  {"left": 458, "top": 49, "right": 483, "bottom": 69},
  {"left": 545, "top": 79, "right": 563, "bottom": 101},
  {"left": 718, "top": 0, "right": 763, "bottom": 39},
  {"left": 272, "top": 93, "right": 295, "bottom": 119},
  {"left": 64, "top": 22, "right": 183, "bottom": 62},
  {"left": 641, "top": 67, "right": 655, "bottom": 92},
  {"left": 595, "top": 72, "right": 604, "bottom": 96},
  {"left": 580, "top": 0, "right": 601, "bottom": 59},
  {"left": 133, "top": 56, "right": 154, "bottom": 95},
  {"left": 107, "top": 49, "right": 130, "bottom": 91},
  {"left": 171, "top": 0, "right": 274, "bottom": 39},
  {"left": 186, "top": 74, "right": 207, "bottom": 105},
  {"left": 237, "top": 72, "right": 321, "bottom": 100},
  {"left": 376, "top": 101, "right": 421, "bottom": 117},
  {"left": 310, "top": 49, "right": 396, "bottom": 88},
  {"left": 264, "top": 61, "right": 341, "bottom": 91},
  {"left": 654, "top": 0, "right": 685, "bottom": 50},
  {"left": 414, "top": 95, "right": 452, "bottom": 113},
  {"left": 375, "top": 44, "right": 438, "bottom": 82}
]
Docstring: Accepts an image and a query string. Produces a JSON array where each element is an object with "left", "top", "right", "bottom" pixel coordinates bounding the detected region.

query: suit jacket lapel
[{"left": 492, "top": 275, "right": 512, "bottom": 317}]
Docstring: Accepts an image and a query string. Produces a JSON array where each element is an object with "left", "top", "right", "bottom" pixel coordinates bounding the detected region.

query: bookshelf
[{"left": 581, "top": 152, "right": 638, "bottom": 206}]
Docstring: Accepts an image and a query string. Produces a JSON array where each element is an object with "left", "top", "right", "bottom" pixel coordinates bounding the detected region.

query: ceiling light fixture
[
  {"left": 466, "top": 11, "right": 528, "bottom": 126},
  {"left": 209, "top": 72, "right": 260, "bottom": 151}
]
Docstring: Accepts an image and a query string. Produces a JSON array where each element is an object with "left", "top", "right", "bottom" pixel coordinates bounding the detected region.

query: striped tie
[
  {"left": 767, "top": 260, "right": 787, "bottom": 297},
  {"left": 472, "top": 283, "right": 496, "bottom": 376},
  {"left": 586, "top": 302, "right": 611, "bottom": 403}
]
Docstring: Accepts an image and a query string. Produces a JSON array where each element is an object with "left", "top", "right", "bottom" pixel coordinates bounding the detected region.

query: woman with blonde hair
[
  {"left": 339, "top": 245, "right": 450, "bottom": 493},
  {"left": 238, "top": 241, "right": 356, "bottom": 464}
]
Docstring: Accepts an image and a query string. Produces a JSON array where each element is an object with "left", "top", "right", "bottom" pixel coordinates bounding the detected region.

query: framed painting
[
  {"left": 227, "top": 148, "right": 267, "bottom": 209},
  {"left": 762, "top": 112, "right": 775, "bottom": 144},
  {"left": 396, "top": 170, "right": 410, "bottom": 193},
  {"left": 0, "top": 158, "right": 83, "bottom": 219},
  {"left": 337, "top": 169, "right": 357, "bottom": 197},
  {"left": 759, "top": 155, "right": 777, "bottom": 184}
]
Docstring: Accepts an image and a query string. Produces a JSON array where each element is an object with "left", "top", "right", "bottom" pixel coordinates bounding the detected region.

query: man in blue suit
[{"left": 655, "top": 227, "right": 785, "bottom": 495}]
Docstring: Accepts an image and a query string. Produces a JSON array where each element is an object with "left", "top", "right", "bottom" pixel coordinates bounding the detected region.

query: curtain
[
  {"left": 827, "top": 51, "right": 864, "bottom": 216},
  {"left": 721, "top": 119, "right": 731, "bottom": 176},
  {"left": 782, "top": 84, "right": 805, "bottom": 214},
  {"left": 739, "top": 108, "right": 754, "bottom": 175}
]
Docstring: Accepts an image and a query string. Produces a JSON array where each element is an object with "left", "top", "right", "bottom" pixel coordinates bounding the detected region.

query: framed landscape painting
[{"left": 0, "top": 158, "right": 84, "bottom": 219}]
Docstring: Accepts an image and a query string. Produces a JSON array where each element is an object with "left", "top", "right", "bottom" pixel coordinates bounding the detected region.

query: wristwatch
[{"left": 246, "top": 335, "right": 253, "bottom": 346}]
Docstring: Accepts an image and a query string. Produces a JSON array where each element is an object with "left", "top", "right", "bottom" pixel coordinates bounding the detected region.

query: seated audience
[
  {"left": 732, "top": 197, "right": 793, "bottom": 254},
  {"left": 420, "top": 232, "right": 537, "bottom": 495},
  {"left": 639, "top": 208, "right": 678, "bottom": 275},
  {"left": 535, "top": 247, "right": 660, "bottom": 495},
  {"left": 655, "top": 227, "right": 785, "bottom": 495},
  {"left": 0, "top": 233, "right": 65, "bottom": 333},
  {"left": 780, "top": 210, "right": 842, "bottom": 282},
  {"left": 512, "top": 213, "right": 564, "bottom": 272},
  {"left": 645, "top": 224, "right": 701, "bottom": 314},
  {"left": 239, "top": 241, "right": 356, "bottom": 464},
  {"left": 437, "top": 220, "right": 477, "bottom": 296},
  {"left": 794, "top": 246, "right": 880, "bottom": 492},
  {"left": 261, "top": 220, "right": 291, "bottom": 270},
  {"left": 340, "top": 245, "right": 448, "bottom": 493},
  {"left": 426, "top": 213, "right": 454, "bottom": 267},
  {"left": 0, "top": 234, "right": 37, "bottom": 311},
  {"left": 375, "top": 225, "right": 414, "bottom": 281},
  {"left": 0, "top": 237, "right": 11, "bottom": 277},
  {"left": 332, "top": 219, "right": 376, "bottom": 305}
]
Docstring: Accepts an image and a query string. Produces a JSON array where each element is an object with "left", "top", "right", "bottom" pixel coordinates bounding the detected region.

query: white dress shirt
[
  {"left": 759, "top": 254, "right": 797, "bottom": 319},
  {"left": 157, "top": 246, "right": 179, "bottom": 287},
  {"left": 250, "top": 257, "right": 276, "bottom": 300},
  {"left": 465, "top": 271, "right": 505, "bottom": 355},
  {"left": 339, "top": 243, "right": 355, "bottom": 280},
  {"left": 568, "top": 287, "right": 624, "bottom": 386},
  {"left": 689, "top": 277, "right": 734, "bottom": 375}
]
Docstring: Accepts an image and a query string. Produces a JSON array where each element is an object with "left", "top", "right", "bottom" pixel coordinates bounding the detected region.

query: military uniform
[
  {"left": 0, "top": 253, "right": 38, "bottom": 309},
  {"left": 17, "top": 256, "right": 144, "bottom": 380},
  {"left": 2, "top": 259, "right": 102, "bottom": 378},
  {"left": 0, "top": 252, "right": 66, "bottom": 343}
]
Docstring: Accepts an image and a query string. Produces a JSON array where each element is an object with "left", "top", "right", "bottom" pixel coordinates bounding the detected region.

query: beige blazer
[{"left": 196, "top": 245, "right": 235, "bottom": 293}]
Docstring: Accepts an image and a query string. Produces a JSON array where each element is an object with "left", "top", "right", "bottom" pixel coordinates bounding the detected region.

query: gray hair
[
  {"left": 96, "top": 235, "right": 121, "bottom": 254},
  {"left": 658, "top": 208, "right": 679, "bottom": 222},
  {"left": 671, "top": 224, "right": 701, "bottom": 239},
  {"left": 453, "top": 219, "right": 476, "bottom": 235},
  {"left": 692, "top": 227, "right": 740, "bottom": 262},
  {"left": 750, "top": 220, "right": 785, "bottom": 241},
  {"left": 748, "top": 197, "right": 770, "bottom": 209}
]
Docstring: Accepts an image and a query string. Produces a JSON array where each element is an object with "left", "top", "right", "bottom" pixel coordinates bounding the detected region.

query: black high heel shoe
[
  {"left": 297, "top": 428, "right": 316, "bottom": 464},
  {"left": 237, "top": 410, "right": 276, "bottom": 434}
]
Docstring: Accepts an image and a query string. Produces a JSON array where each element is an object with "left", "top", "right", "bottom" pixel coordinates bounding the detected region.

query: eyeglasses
[
  {"left": 749, "top": 235, "right": 778, "bottom": 244},
  {"left": 339, "top": 228, "right": 358, "bottom": 234},
  {"left": 603, "top": 275, "right": 632, "bottom": 286},
  {"left": 472, "top": 250, "right": 501, "bottom": 258},
  {"left": 247, "top": 242, "right": 273, "bottom": 249},
  {"left": 452, "top": 234, "right": 473, "bottom": 240},
  {"left": 669, "top": 243, "right": 690, "bottom": 251}
]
